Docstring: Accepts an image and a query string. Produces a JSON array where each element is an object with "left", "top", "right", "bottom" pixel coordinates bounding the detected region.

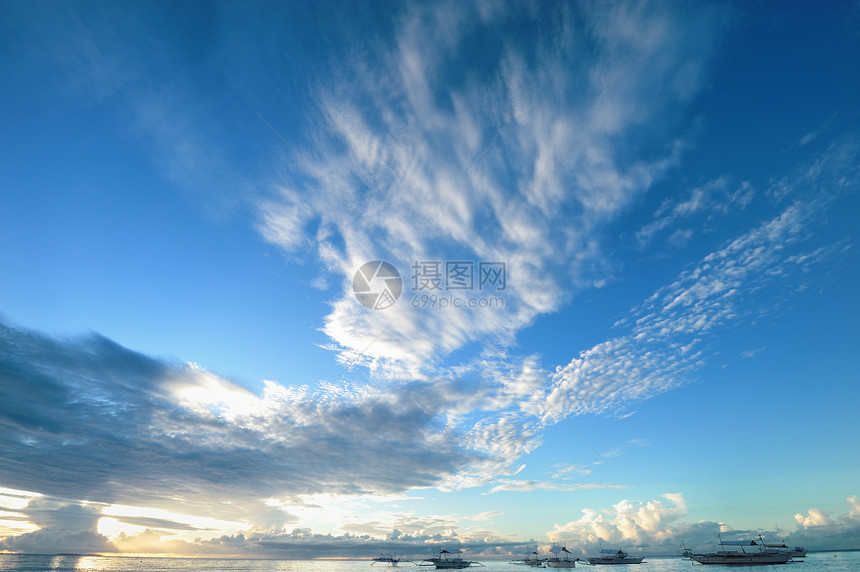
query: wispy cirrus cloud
[
  {"left": 768, "top": 136, "right": 860, "bottom": 203},
  {"left": 541, "top": 139, "right": 858, "bottom": 422},
  {"left": 256, "top": 1, "right": 728, "bottom": 374},
  {"left": 551, "top": 464, "right": 594, "bottom": 479},
  {"left": 484, "top": 480, "right": 624, "bottom": 495},
  {"left": 636, "top": 177, "right": 755, "bottom": 248}
]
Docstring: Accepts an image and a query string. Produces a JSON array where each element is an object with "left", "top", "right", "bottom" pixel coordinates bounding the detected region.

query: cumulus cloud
[
  {"left": 0, "top": 498, "right": 113, "bottom": 555},
  {"left": 545, "top": 493, "right": 860, "bottom": 556},
  {"left": 549, "top": 493, "right": 691, "bottom": 553},
  {"left": 787, "top": 496, "right": 860, "bottom": 550},
  {"left": 795, "top": 508, "right": 832, "bottom": 528}
]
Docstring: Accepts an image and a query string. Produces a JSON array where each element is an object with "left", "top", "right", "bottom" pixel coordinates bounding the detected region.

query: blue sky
[{"left": 1, "top": 0, "right": 860, "bottom": 558}]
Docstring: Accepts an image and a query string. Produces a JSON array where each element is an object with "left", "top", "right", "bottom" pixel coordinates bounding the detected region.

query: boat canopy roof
[{"left": 719, "top": 540, "right": 759, "bottom": 546}]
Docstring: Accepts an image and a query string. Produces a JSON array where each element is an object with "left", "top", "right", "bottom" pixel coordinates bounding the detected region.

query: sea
[{"left": 0, "top": 552, "right": 858, "bottom": 572}]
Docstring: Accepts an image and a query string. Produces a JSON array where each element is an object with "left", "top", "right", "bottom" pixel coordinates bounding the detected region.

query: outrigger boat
[
  {"left": 546, "top": 544, "right": 577, "bottom": 568},
  {"left": 583, "top": 548, "right": 644, "bottom": 565},
  {"left": 691, "top": 536, "right": 793, "bottom": 565},
  {"left": 420, "top": 548, "right": 484, "bottom": 569}
]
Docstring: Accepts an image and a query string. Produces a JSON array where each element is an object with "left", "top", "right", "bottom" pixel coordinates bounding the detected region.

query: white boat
[
  {"left": 584, "top": 548, "right": 644, "bottom": 565},
  {"left": 420, "top": 548, "right": 484, "bottom": 569},
  {"left": 546, "top": 544, "right": 577, "bottom": 568},
  {"left": 691, "top": 537, "right": 793, "bottom": 565}
]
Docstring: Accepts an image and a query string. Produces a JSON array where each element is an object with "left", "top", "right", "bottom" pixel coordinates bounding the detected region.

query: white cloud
[
  {"left": 543, "top": 140, "right": 857, "bottom": 422},
  {"left": 484, "top": 480, "right": 624, "bottom": 495},
  {"left": 799, "top": 114, "right": 837, "bottom": 146},
  {"left": 0, "top": 498, "right": 114, "bottom": 555},
  {"left": 257, "top": 1, "right": 726, "bottom": 374},
  {"left": 768, "top": 137, "right": 860, "bottom": 203},
  {"left": 547, "top": 493, "right": 860, "bottom": 556},
  {"left": 740, "top": 347, "right": 765, "bottom": 359},
  {"left": 551, "top": 464, "right": 594, "bottom": 479},
  {"left": 795, "top": 507, "right": 832, "bottom": 527},
  {"left": 636, "top": 177, "right": 755, "bottom": 248},
  {"left": 793, "top": 496, "right": 860, "bottom": 530},
  {"left": 549, "top": 493, "right": 691, "bottom": 551},
  {"left": 786, "top": 495, "right": 860, "bottom": 550}
]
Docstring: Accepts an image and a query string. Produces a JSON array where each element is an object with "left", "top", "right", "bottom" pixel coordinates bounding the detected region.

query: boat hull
[
  {"left": 692, "top": 553, "right": 793, "bottom": 565},
  {"left": 422, "top": 558, "right": 482, "bottom": 569},
  {"left": 546, "top": 561, "right": 576, "bottom": 568}
]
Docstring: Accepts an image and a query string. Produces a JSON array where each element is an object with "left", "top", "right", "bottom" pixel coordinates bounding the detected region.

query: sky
[{"left": 1, "top": 0, "right": 860, "bottom": 560}]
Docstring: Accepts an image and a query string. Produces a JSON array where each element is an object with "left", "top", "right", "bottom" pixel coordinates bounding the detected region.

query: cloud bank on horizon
[
  {"left": 2, "top": 0, "right": 860, "bottom": 558},
  {"left": 3, "top": 475, "right": 860, "bottom": 557}
]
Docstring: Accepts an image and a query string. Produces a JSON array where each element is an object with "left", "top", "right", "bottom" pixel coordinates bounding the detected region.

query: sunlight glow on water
[{"left": 1, "top": 553, "right": 859, "bottom": 572}]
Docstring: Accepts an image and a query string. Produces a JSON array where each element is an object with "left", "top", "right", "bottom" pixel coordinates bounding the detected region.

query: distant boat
[
  {"left": 690, "top": 536, "right": 793, "bottom": 565},
  {"left": 583, "top": 548, "right": 644, "bottom": 565},
  {"left": 420, "top": 548, "right": 484, "bottom": 569},
  {"left": 373, "top": 554, "right": 414, "bottom": 566},
  {"left": 511, "top": 545, "right": 545, "bottom": 567},
  {"left": 546, "top": 544, "right": 577, "bottom": 568}
]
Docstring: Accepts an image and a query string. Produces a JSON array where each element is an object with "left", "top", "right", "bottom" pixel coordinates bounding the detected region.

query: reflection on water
[{"left": 0, "top": 552, "right": 858, "bottom": 572}]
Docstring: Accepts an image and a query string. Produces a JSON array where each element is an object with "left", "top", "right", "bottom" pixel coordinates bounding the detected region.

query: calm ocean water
[{"left": 0, "top": 553, "right": 857, "bottom": 572}]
